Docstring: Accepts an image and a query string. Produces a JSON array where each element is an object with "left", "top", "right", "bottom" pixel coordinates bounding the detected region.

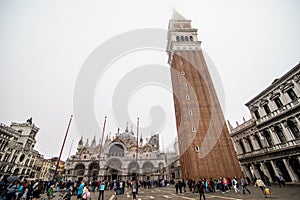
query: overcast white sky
[{"left": 1, "top": 0, "right": 299, "bottom": 160}]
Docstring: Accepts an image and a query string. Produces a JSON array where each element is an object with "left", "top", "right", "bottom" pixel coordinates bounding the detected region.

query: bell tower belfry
[{"left": 167, "top": 10, "right": 242, "bottom": 179}]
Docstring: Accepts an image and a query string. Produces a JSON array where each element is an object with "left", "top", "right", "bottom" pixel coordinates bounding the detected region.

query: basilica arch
[
  {"left": 142, "top": 161, "right": 155, "bottom": 180},
  {"left": 88, "top": 162, "right": 99, "bottom": 180},
  {"left": 74, "top": 163, "right": 85, "bottom": 177},
  {"left": 105, "top": 158, "right": 122, "bottom": 180},
  {"left": 127, "top": 161, "right": 140, "bottom": 179},
  {"left": 108, "top": 143, "right": 125, "bottom": 157}
]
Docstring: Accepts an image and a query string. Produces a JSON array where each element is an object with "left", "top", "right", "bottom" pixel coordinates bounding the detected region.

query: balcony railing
[
  {"left": 237, "top": 139, "right": 299, "bottom": 160},
  {"left": 231, "top": 118, "right": 255, "bottom": 134},
  {"left": 257, "top": 98, "right": 300, "bottom": 124}
]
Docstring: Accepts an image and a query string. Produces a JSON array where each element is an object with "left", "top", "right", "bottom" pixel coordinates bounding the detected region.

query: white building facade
[
  {"left": 64, "top": 126, "right": 171, "bottom": 182},
  {"left": 0, "top": 119, "right": 43, "bottom": 180},
  {"left": 230, "top": 62, "right": 300, "bottom": 183}
]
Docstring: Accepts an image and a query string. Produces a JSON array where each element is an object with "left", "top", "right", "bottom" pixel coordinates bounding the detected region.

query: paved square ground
[{"left": 45, "top": 184, "right": 299, "bottom": 200}]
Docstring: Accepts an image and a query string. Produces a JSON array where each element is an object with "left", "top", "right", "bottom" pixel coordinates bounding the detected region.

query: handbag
[{"left": 264, "top": 187, "right": 271, "bottom": 195}]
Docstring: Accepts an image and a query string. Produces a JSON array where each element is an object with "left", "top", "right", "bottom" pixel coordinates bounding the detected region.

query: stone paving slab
[{"left": 42, "top": 184, "right": 300, "bottom": 200}]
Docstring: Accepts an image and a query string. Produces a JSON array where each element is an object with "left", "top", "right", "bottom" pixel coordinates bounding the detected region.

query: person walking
[
  {"left": 6, "top": 181, "right": 18, "bottom": 200},
  {"left": 194, "top": 180, "right": 205, "bottom": 200},
  {"left": 178, "top": 180, "right": 182, "bottom": 193},
  {"left": 255, "top": 178, "right": 267, "bottom": 198},
  {"left": 278, "top": 174, "right": 285, "bottom": 187},
  {"left": 240, "top": 177, "right": 251, "bottom": 194},
  {"left": 82, "top": 184, "right": 90, "bottom": 200},
  {"left": 232, "top": 178, "right": 240, "bottom": 193},
  {"left": 175, "top": 181, "right": 179, "bottom": 194},
  {"left": 131, "top": 181, "right": 137, "bottom": 200},
  {"left": 98, "top": 181, "right": 105, "bottom": 200},
  {"left": 77, "top": 180, "right": 85, "bottom": 200},
  {"left": 182, "top": 179, "right": 186, "bottom": 192}
]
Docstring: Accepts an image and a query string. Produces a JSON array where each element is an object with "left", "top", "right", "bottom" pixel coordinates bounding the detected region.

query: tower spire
[
  {"left": 125, "top": 122, "right": 129, "bottom": 132},
  {"left": 172, "top": 8, "right": 187, "bottom": 20}
]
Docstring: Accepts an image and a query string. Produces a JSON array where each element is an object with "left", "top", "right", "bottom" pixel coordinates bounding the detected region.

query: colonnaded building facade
[
  {"left": 230, "top": 62, "right": 300, "bottom": 183},
  {"left": 64, "top": 125, "right": 177, "bottom": 181},
  {"left": 0, "top": 119, "right": 56, "bottom": 181}
]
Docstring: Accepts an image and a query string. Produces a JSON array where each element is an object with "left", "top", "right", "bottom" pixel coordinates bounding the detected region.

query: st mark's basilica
[{"left": 64, "top": 125, "right": 177, "bottom": 181}]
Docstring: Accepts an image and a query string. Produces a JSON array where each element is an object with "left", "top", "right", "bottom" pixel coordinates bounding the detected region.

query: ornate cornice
[{"left": 246, "top": 62, "right": 300, "bottom": 107}]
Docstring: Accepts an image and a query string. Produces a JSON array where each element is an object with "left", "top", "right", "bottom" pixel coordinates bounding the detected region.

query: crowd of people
[
  {"left": 0, "top": 179, "right": 44, "bottom": 200},
  {"left": 0, "top": 174, "right": 287, "bottom": 200},
  {"left": 172, "top": 174, "right": 287, "bottom": 199}
]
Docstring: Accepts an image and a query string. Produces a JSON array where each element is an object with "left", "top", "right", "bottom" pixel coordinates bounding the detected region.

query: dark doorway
[
  {"left": 247, "top": 164, "right": 253, "bottom": 179},
  {"left": 265, "top": 161, "right": 276, "bottom": 182},
  {"left": 255, "top": 163, "right": 265, "bottom": 179},
  {"left": 276, "top": 159, "right": 291, "bottom": 182},
  {"left": 131, "top": 173, "right": 137, "bottom": 181},
  {"left": 289, "top": 157, "right": 300, "bottom": 180},
  {"left": 112, "top": 174, "right": 118, "bottom": 180}
]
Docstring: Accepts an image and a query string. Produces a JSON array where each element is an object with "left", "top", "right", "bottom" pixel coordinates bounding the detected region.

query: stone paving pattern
[{"left": 43, "top": 184, "right": 300, "bottom": 200}]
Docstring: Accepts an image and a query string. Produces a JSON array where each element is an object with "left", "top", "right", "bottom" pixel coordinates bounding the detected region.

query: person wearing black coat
[{"left": 195, "top": 180, "right": 206, "bottom": 200}]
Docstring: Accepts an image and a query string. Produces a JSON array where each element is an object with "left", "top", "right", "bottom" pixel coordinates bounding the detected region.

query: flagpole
[
  {"left": 136, "top": 117, "right": 139, "bottom": 162},
  {"left": 99, "top": 116, "right": 107, "bottom": 179},
  {"left": 53, "top": 114, "right": 73, "bottom": 181}
]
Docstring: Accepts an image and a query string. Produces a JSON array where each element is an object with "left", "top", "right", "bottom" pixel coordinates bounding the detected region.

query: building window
[
  {"left": 287, "top": 88, "right": 298, "bottom": 101},
  {"left": 192, "top": 127, "right": 196, "bottom": 132},
  {"left": 254, "top": 110, "right": 260, "bottom": 119},
  {"left": 254, "top": 134, "right": 263, "bottom": 149},
  {"left": 181, "top": 36, "right": 184, "bottom": 41},
  {"left": 274, "top": 126, "right": 287, "bottom": 143},
  {"left": 190, "top": 36, "right": 193, "bottom": 41},
  {"left": 239, "top": 140, "right": 246, "bottom": 153},
  {"left": 287, "top": 120, "right": 300, "bottom": 139},
  {"left": 186, "top": 95, "right": 190, "bottom": 100},
  {"left": 263, "top": 104, "right": 271, "bottom": 115},
  {"left": 195, "top": 145, "right": 200, "bottom": 152},
  {"left": 181, "top": 71, "right": 185, "bottom": 75},
  {"left": 245, "top": 137, "right": 254, "bottom": 151},
  {"left": 274, "top": 97, "right": 283, "bottom": 108},
  {"left": 185, "top": 36, "right": 188, "bottom": 41},
  {"left": 179, "top": 60, "right": 183, "bottom": 65},
  {"left": 189, "top": 110, "right": 193, "bottom": 115},
  {"left": 263, "top": 130, "right": 273, "bottom": 146},
  {"left": 183, "top": 82, "right": 188, "bottom": 87},
  {"left": 176, "top": 36, "right": 180, "bottom": 41}
]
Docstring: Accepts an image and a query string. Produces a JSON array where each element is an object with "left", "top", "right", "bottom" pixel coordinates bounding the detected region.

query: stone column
[
  {"left": 289, "top": 116, "right": 300, "bottom": 139},
  {"left": 250, "top": 135, "right": 260, "bottom": 150},
  {"left": 0, "top": 140, "right": 3, "bottom": 151},
  {"left": 282, "top": 158, "right": 299, "bottom": 182},
  {"left": 234, "top": 141, "right": 242, "bottom": 154},
  {"left": 241, "top": 164, "right": 252, "bottom": 179},
  {"left": 269, "top": 127, "right": 281, "bottom": 145},
  {"left": 243, "top": 138, "right": 252, "bottom": 152},
  {"left": 250, "top": 163, "right": 260, "bottom": 178},
  {"left": 294, "top": 115, "right": 300, "bottom": 129},
  {"left": 260, "top": 162, "right": 272, "bottom": 180},
  {"left": 281, "top": 121, "right": 295, "bottom": 141},
  {"left": 270, "top": 160, "right": 281, "bottom": 177},
  {"left": 258, "top": 132, "right": 268, "bottom": 148}
]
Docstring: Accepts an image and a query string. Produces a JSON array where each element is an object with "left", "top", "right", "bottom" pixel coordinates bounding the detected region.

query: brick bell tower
[{"left": 167, "top": 10, "right": 242, "bottom": 180}]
